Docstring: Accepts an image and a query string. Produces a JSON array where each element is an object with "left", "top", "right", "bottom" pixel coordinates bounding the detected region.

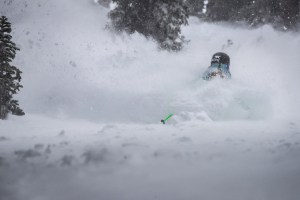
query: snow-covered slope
[
  {"left": 3, "top": 0, "right": 300, "bottom": 123},
  {"left": 1, "top": 0, "right": 300, "bottom": 200}
]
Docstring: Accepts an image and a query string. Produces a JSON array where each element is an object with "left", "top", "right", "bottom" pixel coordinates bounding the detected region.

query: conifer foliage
[
  {"left": 186, "top": 0, "right": 204, "bottom": 16},
  {"left": 204, "top": 0, "right": 300, "bottom": 31},
  {"left": 0, "top": 16, "right": 24, "bottom": 119},
  {"left": 108, "top": 0, "right": 189, "bottom": 51}
]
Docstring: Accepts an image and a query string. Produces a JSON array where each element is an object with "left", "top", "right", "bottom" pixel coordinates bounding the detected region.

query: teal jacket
[{"left": 202, "top": 63, "right": 231, "bottom": 80}]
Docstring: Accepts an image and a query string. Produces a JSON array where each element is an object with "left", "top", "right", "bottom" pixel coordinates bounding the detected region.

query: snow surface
[{"left": 1, "top": 0, "right": 300, "bottom": 200}]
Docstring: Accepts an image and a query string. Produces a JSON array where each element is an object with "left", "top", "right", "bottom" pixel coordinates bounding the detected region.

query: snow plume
[{"left": 1, "top": 0, "right": 300, "bottom": 200}]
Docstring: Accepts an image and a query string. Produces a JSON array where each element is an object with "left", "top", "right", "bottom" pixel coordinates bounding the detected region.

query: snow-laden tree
[
  {"left": 108, "top": 0, "right": 189, "bottom": 51},
  {"left": 205, "top": 0, "right": 244, "bottom": 22},
  {"left": 231, "top": 0, "right": 276, "bottom": 27},
  {"left": 235, "top": 0, "right": 300, "bottom": 31},
  {"left": 185, "top": 0, "right": 204, "bottom": 17},
  {"left": 204, "top": 0, "right": 300, "bottom": 31},
  {"left": 277, "top": 0, "right": 300, "bottom": 30},
  {"left": 0, "top": 16, "right": 24, "bottom": 119}
]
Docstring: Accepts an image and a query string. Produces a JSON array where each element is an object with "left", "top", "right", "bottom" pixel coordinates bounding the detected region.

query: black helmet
[{"left": 211, "top": 52, "right": 230, "bottom": 66}]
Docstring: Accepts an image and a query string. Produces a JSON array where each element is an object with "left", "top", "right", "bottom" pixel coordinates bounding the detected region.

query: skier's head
[{"left": 211, "top": 52, "right": 230, "bottom": 67}]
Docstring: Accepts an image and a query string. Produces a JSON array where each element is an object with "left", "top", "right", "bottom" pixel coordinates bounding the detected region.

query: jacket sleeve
[
  {"left": 222, "top": 70, "right": 231, "bottom": 79},
  {"left": 202, "top": 67, "right": 213, "bottom": 81}
]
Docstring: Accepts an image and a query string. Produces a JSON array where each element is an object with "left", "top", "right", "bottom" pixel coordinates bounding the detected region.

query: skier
[{"left": 203, "top": 52, "right": 231, "bottom": 80}]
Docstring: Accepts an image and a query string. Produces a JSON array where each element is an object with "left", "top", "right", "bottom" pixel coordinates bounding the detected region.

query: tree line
[
  {"left": 202, "top": 0, "right": 300, "bottom": 31},
  {"left": 107, "top": 0, "right": 300, "bottom": 51}
]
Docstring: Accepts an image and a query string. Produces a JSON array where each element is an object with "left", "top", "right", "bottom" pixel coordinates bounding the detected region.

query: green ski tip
[{"left": 161, "top": 114, "right": 173, "bottom": 124}]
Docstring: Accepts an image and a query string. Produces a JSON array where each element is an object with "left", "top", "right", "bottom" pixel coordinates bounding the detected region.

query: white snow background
[{"left": 1, "top": 0, "right": 300, "bottom": 200}]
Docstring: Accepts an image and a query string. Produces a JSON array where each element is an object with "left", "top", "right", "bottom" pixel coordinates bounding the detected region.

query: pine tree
[
  {"left": 237, "top": 0, "right": 300, "bottom": 30},
  {"left": 108, "top": 0, "right": 189, "bottom": 51},
  {"left": 234, "top": 0, "right": 274, "bottom": 27},
  {"left": 0, "top": 16, "right": 24, "bottom": 119},
  {"left": 278, "top": 0, "right": 300, "bottom": 30},
  {"left": 205, "top": 0, "right": 245, "bottom": 22},
  {"left": 186, "top": 0, "right": 204, "bottom": 17},
  {"left": 204, "top": 0, "right": 300, "bottom": 31}
]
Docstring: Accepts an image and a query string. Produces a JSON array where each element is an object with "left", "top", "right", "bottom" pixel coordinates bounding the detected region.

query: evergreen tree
[
  {"left": 205, "top": 0, "right": 245, "bottom": 22},
  {"left": 237, "top": 0, "right": 300, "bottom": 30},
  {"left": 0, "top": 16, "right": 24, "bottom": 119},
  {"left": 234, "top": 0, "right": 274, "bottom": 27},
  {"left": 186, "top": 0, "right": 204, "bottom": 17},
  {"left": 278, "top": 0, "right": 300, "bottom": 30},
  {"left": 108, "top": 0, "right": 189, "bottom": 51},
  {"left": 204, "top": 0, "right": 300, "bottom": 31}
]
